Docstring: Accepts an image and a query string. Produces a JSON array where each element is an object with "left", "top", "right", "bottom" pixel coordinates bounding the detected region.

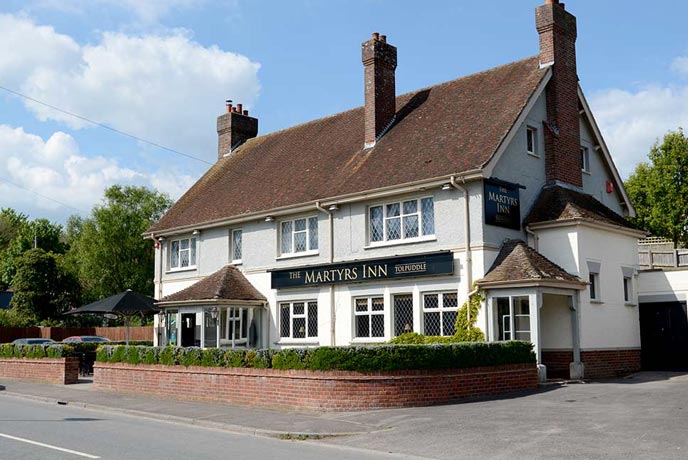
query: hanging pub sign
[
  {"left": 484, "top": 178, "right": 522, "bottom": 230},
  {"left": 271, "top": 251, "right": 454, "bottom": 289}
]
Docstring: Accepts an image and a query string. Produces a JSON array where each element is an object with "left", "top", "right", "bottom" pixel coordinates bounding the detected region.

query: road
[{"left": 0, "top": 397, "right": 426, "bottom": 460}]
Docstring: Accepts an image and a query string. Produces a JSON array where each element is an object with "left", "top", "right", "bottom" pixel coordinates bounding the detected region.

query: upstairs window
[
  {"left": 526, "top": 126, "right": 538, "bottom": 156},
  {"left": 280, "top": 217, "right": 318, "bottom": 255},
  {"left": 231, "top": 229, "right": 242, "bottom": 263},
  {"left": 169, "top": 237, "right": 197, "bottom": 270},
  {"left": 581, "top": 146, "right": 591, "bottom": 173},
  {"left": 369, "top": 197, "right": 434, "bottom": 244}
]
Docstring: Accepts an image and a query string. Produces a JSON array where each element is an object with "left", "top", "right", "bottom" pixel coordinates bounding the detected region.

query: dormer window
[{"left": 169, "top": 237, "right": 197, "bottom": 270}]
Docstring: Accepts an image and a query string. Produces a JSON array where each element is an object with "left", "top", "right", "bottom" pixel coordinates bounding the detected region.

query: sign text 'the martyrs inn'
[{"left": 271, "top": 251, "right": 454, "bottom": 289}]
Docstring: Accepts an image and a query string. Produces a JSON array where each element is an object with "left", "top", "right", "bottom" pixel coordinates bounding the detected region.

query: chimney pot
[
  {"left": 372, "top": 32, "right": 379, "bottom": 40},
  {"left": 243, "top": 110, "right": 248, "bottom": 116},
  {"left": 237, "top": 103, "right": 243, "bottom": 113},
  {"left": 380, "top": 34, "right": 387, "bottom": 43}
]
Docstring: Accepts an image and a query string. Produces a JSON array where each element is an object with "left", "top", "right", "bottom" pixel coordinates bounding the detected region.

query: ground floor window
[
  {"left": 221, "top": 307, "right": 248, "bottom": 345},
  {"left": 354, "top": 296, "right": 385, "bottom": 338},
  {"left": 279, "top": 301, "right": 318, "bottom": 339},
  {"left": 422, "top": 292, "right": 458, "bottom": 336},
  {"left": 496, "top": 296, "right": 530, "bottom": 341},
  {"left": 165, "top": 310, "right": 178, "bottom": 346},
  {"left": 393, "top": 294, "right": 414, "bottom": 336}
]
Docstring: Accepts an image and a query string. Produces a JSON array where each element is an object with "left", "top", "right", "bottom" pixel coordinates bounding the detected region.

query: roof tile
[{"left": 160, "top": 265, "right": 266, "bottom": 303}]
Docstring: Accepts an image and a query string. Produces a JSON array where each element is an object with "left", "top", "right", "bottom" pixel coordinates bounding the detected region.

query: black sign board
[
  {"left": 271, "top": 251, "right": 454, "bottom": 289},
  {"left": 484, "top": 178, "right": 521, "bottom": 230}
]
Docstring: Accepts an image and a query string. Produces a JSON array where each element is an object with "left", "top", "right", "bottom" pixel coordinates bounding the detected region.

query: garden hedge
[
  {"left": 0, "top": 343, "right": 74, "bottom": 359},
  {"left": 96, "top": 341, "right": 535, "bottom": 372}
]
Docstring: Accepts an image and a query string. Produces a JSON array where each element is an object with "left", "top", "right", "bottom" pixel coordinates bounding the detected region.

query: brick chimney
[
  {"left": 536, "top": 0, "right": 582, "bottom": 187},
  {"left": 362, "top": 32, "right": 397, "bottom": 148},
  {"left": 217, "top": 101, "right": 258, "bottom": 159}
]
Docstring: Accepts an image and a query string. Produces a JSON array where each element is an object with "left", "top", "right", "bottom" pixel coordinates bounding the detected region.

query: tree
[
  {"left": 626, "top": 128, "right": 688, "bottom": 246},
  {"left": 67, "top": 185, "right": 172, "bottom": 301},
  {"left": 11, "top": 248, "right": 81, "bottom": 324},
  {"left": 0, "top": 214, "right": 66, "bottom": 289}
]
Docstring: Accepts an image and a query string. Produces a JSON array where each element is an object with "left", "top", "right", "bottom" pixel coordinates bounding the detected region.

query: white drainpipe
[
  {"left": 315, "top": 202, "right": 336, "bottom": 346},
  {"left": 449, "top": 176, "right": 473, "bottom": 326}
]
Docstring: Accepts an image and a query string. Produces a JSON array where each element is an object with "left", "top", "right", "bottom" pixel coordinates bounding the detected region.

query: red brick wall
[
  {"left": 0, "top": 357, "right": 79, "bottom": 384},
  {"left": 94, "top": 362, "right": 537, "bottom": 411},
  {"left": 542, "top": 349, "right": 573, "bottom": 379},
  {"left": 581, "top": 349, "right": 641, "bottom": 379}
]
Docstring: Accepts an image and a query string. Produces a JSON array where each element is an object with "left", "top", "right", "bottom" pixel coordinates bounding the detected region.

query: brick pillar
[
  {"left": 362, "top": 33, "right": 397, "bottom": 148},
  {"left": 536, "top": 0, "right": 582, "bottom": 187}
]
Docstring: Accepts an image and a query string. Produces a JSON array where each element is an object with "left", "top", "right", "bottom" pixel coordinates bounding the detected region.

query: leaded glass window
[
  {"left": 279, "top": 301, "right": 318, "bottom": 339},
  {"left": 354, "top": 297, "right": 385, "bottom": 338},
  {"left": 231, "top": 229, "right": 242, "bottom": 262},
  {"left": 169, "top": 237, "right": 197, "bottom": 269},
  {"left": 280, "top": 217, "right": 318, "bottom": 255},
  {"left": 369, "top": 197, "right": 434, "bottom": 244},
  {"left": 422, "top": 292, "right": 458, "bottom": 336}
]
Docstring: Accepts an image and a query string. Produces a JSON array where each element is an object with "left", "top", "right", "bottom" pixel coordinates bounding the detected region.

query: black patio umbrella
[{"left": 64, "top": 290, "right": 158, "bottom": 345}]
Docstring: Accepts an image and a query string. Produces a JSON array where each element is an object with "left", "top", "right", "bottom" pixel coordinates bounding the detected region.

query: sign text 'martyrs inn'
[{"left": 271, "top": 251, "right": 454, "bottom": 289}]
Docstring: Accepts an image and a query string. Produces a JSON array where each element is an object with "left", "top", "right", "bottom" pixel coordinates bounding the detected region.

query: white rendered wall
[
  {"left": 638, "top": 269, "right": 688, "bottom": 303},
  {"left": 540, "top": 293, "right": 573, "bottom": 350}
]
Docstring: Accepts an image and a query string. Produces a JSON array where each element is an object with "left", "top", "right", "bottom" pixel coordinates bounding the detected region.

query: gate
[{"left": 639, "top": 301, "right": 688, "bottom": 370}]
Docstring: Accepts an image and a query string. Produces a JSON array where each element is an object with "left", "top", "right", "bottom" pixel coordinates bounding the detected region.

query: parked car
[
  {"left": 10, "top": 338, "right": 55, "bottom": 345},
  {"left": 62, "top": 336, "right": 111, "bottom": 343}
]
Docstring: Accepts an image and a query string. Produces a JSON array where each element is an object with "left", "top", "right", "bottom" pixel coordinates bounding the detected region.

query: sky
[{"left": 0, "top": 0, "right": 687, "bottom": 224}]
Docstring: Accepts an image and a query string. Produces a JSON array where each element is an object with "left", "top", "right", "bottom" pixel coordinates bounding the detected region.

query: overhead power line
[
  {"left": 0, "top": 84, "right": 213, "bottom": 166},
  {"left": 0, "top": 175, "right": 87, "bottom": 213}
]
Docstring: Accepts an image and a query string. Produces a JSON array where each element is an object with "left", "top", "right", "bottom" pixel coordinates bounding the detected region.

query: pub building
[{"left": 147, "top": 0, "right": 646, "bottom": 380}]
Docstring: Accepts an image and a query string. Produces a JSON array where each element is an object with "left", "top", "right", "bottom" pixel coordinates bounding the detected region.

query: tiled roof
[
  {"left": 477, "top": 239, "right": 584, "bottom": 287},
  {"left": 159, "top": 265, "right": 266, "bottom": 303},
  {"left": 524, "top": 185, "right": 635, "bottom": 229},
  {"left": 149, "top": 56, "right": 548, "bottom": 233}
]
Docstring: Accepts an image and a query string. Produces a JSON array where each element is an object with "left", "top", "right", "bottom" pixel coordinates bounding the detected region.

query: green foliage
[
  {"left": 454, "top": 290, "right": 486, "bottom": 342},
  {"left": 0, "top": 308, "right": 32, "bottom": 327},
  {"left": 10, "top": 248, "right": 81, "bottom": 323},
  {"left": 389, "top": 333, "right": 461, "bottom": 344},
  {"left": 0, "top": 214, "right": 66, "bottom": 289},
  {"left": 66, "top": 185, "right": 173, "bottom": 302},
  {"left": 0, "top": 343, "right": 73, "bottom": 359},
  {"left": 96, "top": 342, "right": 535, "bottom": 371},
  {"left": 626, "top": 128, "right": 688, "bottom": 246}
]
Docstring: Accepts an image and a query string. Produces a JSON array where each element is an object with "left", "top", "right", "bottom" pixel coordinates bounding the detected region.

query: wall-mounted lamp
[
  {"left": 210, "top": 306, "right": 220, "bottom": 320},
  {"left": 328, "top": 204, "right": 339, "bottom": 211},
  {"left": 192, "top": 230, "right": 200, "bottom": 235},
  {"left": 265, "top": 216, "right": 274, "bottom": 222},
  {"left": 441, "top": 183, "right": 452, "bottom": 191}
]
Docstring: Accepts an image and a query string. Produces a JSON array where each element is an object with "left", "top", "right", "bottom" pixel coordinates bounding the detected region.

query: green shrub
[
  {"left": 181, "top": 347, "right": 202, "bottom": 367},
  {"left": 0, "top": 343, "right": 72, "bottom": 359},
  {"left": 222, "top": 349, "right": 246, "bottom": 367},
  {"left": 94, "top": 342, "right": 535, "bottom": 372},
  {"left": 389, "top": 333, "right": 461, "bottom": 345},
  {"left": 109, "top": 341, "right": 154, "bottom": 346},
  {"left": 0, "top": 343, "right": 13, "bottom": 358},
  {"left": 272, "top": 348, "right": 310, "bottom": 370}
]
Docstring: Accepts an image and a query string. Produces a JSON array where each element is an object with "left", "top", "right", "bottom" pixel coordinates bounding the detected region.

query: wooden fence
[{"left": 0, "top": 326, "right": 152, "bottom": 343}]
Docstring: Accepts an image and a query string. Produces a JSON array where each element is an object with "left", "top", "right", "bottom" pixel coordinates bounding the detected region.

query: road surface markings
[{"left": 0, "top": 432, "right": 100, "bottom": 458}]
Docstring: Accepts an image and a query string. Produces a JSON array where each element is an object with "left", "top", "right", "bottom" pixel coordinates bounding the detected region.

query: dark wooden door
[
  {"left": 640, "top": 301, "right": 688, "bottom": 370},
  {"left": 181, "top": 313, "right": 196, "bottom": 347}
]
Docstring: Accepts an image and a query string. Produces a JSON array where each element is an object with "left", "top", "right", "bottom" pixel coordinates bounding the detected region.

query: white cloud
[
  {"left": 0, "top": 13, "right": 260, "bottom": 162},
  {"left": 589, "top": 82, "right": 688, "bottom": 179},
  {"left": 0, "top": 125, "right": 196, "bottom": 219},
  {"left": 671, "top": 56, "right": 688, "bottom": 78}
]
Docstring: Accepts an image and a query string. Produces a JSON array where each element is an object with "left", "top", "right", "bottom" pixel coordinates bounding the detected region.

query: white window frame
[
  {"left": 222, "top": 307, "right": 248, "bottom": 346},
  {"left": 368, "top": 196, "right": 435, "bottom": 246},
  {"left": 231, "top": 228, "right": 243, "bottom": 264},
  {"left": 353, "top": 296, "right": 386, "bottom": 339},
  {"left": 168, "top": 236, "right": 197, "bottom": 271},
  {"left": 526, "top": 126, "right": 538, "bottom": 156},
  {"left": 421, "top": 292, "right": 459, "bottom": 336},
  {"left": 495, "top": 295, "right": 531, "bottom": 342},
  {"left": 279, "top": 300, "right": 318, "bottom": 340},
  {"left": 278, "top": 216, "right": 318, "bottom": 257},
  {"left": 589, "top": 272, "right": 600, "bottom": 301},
  {"left": 621, "top": 266, "right": 635, "bottom": 305},
  {"left": 581, "top": 146, "right": 591, "bottom": 173}
]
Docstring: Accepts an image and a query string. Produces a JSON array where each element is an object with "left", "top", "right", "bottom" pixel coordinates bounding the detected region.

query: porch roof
[
  {"left": 477, "top": 239, "right": 586, "bottom": 289},
  {"left": 157, "top": 265, "right": 267, "bottom": 306}
]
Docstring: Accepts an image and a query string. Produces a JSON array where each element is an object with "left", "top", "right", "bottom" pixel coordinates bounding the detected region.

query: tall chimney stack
[
  {"left": 217, "top": 101, "right": 258, "bottom": 159},
  {"left": 362, "top": 32, "right": 397, "bottom": 148},
  {"left": 536, "top": 0, "right": 582, "bottom": 187}
]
